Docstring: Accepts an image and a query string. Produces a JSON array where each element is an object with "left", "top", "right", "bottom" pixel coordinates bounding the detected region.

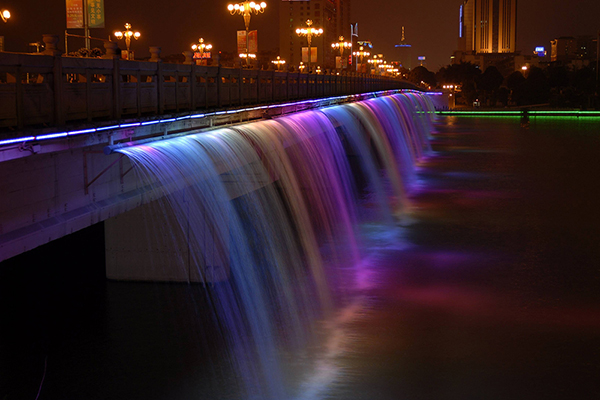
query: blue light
[
  {"left": 0, "top": 136, "right": 35, "bottom": 146},
  {"left": 459, "top": 5, "right": 463, "bottom": 38},
  {"left": 0, "top": 88, "right": 416, "bottom": 149},
  {"left": 68, "top": 128, "right": 97, "bottom": 136},
  {"left": 141, "top": 120, "right": 161, "bottom": 126},
  {"left": 119, "top": 122, "right": 141, "bottom": 128},
  {"left": 36, "top": 132, "right": 69, "bottom": 140},
  {"left": 96, "top": 125, "right": 120, "bottom": 131}
]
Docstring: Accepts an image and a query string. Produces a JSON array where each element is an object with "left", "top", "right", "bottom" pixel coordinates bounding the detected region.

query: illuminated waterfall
[{"left": 115, "top": 91, "right": 434, "bottom": 399}]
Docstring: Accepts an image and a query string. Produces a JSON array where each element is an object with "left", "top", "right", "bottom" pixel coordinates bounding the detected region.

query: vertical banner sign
[
  {"left": 66, "top": 0, "right": 84, "bottom": 29},
  {"left": 248, "top": 30, "right": 258, "bottom": 54},
  {"left": 0, "top": 36, "right": 4, "bottom": 52},
  {"left": 237, "top": 30, "right": 247, "bottom": 54},
  {"left": 301, "top": 47, "right": 317, "bottom": 63},
  {"left": 87, "top": 0, "right": 105, "bottom": 28}
]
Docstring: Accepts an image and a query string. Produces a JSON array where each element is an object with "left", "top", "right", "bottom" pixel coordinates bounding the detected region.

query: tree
[
  {"left": 525, "top": 66, "right": 550, "bottom": 105},
  {"left": 506, "top": 71, "right": 526, "bottom": 105},
  {"left": 408, "top": 66, "right": 437, "bottom": 88},
  {"left": 477, "top": 66, "right": 504, "bottom": 92},
  {"left": 476, "top": 66, "right": 504, "bottom": 106},
  {"left": 437, "top": 62, "right": 481, "bottom": 86}
]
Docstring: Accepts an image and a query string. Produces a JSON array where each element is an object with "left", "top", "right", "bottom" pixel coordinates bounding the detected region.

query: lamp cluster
[
  {"left": 228, "top": 1, "right": 267, "bottom": 15},
  {"left": 331, "top": 36, "right": 352, "bottom": 53},
  {"left": 191, "top": 38, "right": 213, "bottom": 53},
  {"left": 113, "top": 23, "right": 141, "bottom": 60},
  {"left": 1, "top": 9, "right": 10, "bottom": 23}
]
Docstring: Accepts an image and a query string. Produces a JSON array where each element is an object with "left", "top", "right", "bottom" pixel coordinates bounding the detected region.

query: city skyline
[{"left": 0, "top": 0, "right": 598, "bottom": 70}]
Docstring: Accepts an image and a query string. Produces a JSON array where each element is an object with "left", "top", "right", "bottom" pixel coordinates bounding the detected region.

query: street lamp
[
  {"left": 367, "top": 54, "right": 384, "bottom": 74},
  {"left": 114, "top": 23, "right": 140, "bottom": 60},
  {"left": 191, "top": 38, "right": 213, "bottom": 65},
  {"left": 1, "top": 9, "right": 10, "bottom": 23},
  {"left": 296, "top": 19, "right": 322, "bottom": 73},
  {"left": 352, "top": 46, "right": 370, "bottom": 73},
  {"left": 239, "top": 53, "right": 256, "bottom": 61},
  {"left": 271, "top": 55, "right": 286, "bottom": 71},
  {"left": 227, "top": 1, "right": 266, "bottom": 57},
  {"left": 331, "top": 36, "right": 352, "bottom": 70}
]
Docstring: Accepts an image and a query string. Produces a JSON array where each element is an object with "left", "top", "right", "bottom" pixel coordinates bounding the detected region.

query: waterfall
[{"left": 114, "top": 91, "right": 434, "bottom": 399}]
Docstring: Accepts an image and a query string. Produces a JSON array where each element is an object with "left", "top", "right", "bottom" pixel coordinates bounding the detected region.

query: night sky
[{"left": 1, "top": 0, "right": 599, "bottom": 70}]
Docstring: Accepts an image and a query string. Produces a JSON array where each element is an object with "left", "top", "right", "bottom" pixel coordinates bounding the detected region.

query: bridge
[{"left": 0, "top": 49, "right": 436, "bottom": 267}]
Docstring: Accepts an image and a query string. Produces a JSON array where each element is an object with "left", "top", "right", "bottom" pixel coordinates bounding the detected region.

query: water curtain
[{"left": 115, "top": 91, "right": 434, "bottom": 399}]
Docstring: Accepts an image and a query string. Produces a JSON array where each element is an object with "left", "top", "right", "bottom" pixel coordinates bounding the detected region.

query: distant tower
[{"left": 394, "top": 26, "right": 412, "bottom": 70}]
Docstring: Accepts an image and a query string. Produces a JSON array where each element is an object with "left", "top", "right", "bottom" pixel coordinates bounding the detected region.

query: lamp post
[
  {"left": 296, "top": 19, "right": 322, "bottom": 73},
  {"left": 368, "top": 54, "right": 384, "bottom": 74},
  {"left": 239, "top": 52, "right": 256, "bottom": 67},
  {"left": 114, "top": 23, "right": 140, "bottom": 60},
  {"left": 191, "top": 38, "right": 213, "bottom": 65},
  {"left": 331, "top": 36, "right": 352, "bottom": 70},
  {"left": 271, "top": 56, "right": 286, "bottom": 71},
  {"left": 227, "top": 1, "right": 266, "bottom": 58},
  {"left": 1, "top": 9, "right": 10, "bottom": 23},
  {"left": 352, "top": 46, "right": 370, "bottom": 73}
]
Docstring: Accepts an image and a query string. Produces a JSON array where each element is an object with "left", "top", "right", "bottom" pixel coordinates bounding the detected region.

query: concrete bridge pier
[{"left": 105, "top": 194, "right": 230, "bottom": 284}]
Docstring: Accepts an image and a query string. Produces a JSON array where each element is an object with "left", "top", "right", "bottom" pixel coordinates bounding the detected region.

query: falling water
[{"left": 115, "top": 91, "right": 434, "bottom": 399}]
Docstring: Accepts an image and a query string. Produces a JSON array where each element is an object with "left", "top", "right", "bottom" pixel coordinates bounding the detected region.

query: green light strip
[{"left": 437, "top": 110, "right": 600, "bottom": 118}]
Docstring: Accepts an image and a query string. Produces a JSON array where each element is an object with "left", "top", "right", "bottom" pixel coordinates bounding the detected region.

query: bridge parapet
[{"left": 0, "top": 52, "right": 411, "bottom": 133}]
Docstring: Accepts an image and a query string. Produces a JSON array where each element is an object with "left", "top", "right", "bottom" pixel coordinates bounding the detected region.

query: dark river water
[{"left": 1, "top": 115, "right": 599, "bottom": 399}]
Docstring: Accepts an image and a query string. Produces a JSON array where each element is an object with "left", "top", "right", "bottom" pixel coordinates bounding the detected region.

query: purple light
[
  {"left": 35, "top": 132, "right": 69, "bottom": 140},
  {"left": 141, "top": 120, "right": 161, "bottom": 126},
  {"left": 0, "top": 136, "right": 35, "bottom": 146},
  {"left": 118, "top": 122, "right": 141, "bottom": 128},
  {"left": 96, "top": 125, "right": 120, "bottom": 131},
  {"left": 68, "top": 128, "right": 97, "bottom": 136},
  {"left": 0, "top": 89, "right": 418, "bottom": 149}
]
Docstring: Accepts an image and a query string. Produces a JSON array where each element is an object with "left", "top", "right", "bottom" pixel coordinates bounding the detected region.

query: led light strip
[
  {"left": 437, "top": 110, "right": 600, "bottom": 117},
  {"left": 0, "top": 89, "right": 431, "bottom": 148}
]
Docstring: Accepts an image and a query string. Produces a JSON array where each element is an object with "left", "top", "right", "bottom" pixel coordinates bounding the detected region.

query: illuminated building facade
[
  {"left": 458, "top": 0, "right": 517, "bottom": 54},
  {"left": 279, "top": 0, "right": 351, "bottom": 69},
  {"left": 454, "top": 0, "right": 523, "bottom": 75}
]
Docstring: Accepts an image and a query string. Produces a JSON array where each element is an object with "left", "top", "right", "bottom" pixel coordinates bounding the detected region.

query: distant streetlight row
[{"left": 3, "top": 3, "right": 389, "bottom": 74}]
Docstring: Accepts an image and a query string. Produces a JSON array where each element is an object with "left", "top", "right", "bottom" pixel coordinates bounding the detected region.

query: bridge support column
[{"left": 105, "top": 196, "right": 230, "bottom": 283}]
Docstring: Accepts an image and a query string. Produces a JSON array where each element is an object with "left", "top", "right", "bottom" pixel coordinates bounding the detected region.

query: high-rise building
[
  {"left": 458, "top": 0, "right": 517, "bottom": 54},
  {"left": 279, "top": 0, "right": 351, "bottom": 70},
  {"left": 454, "top": 0, "right": 524, "bottom": 75},
  {"left": 551, "top": 36, "right": 598, "bottom": 64}
]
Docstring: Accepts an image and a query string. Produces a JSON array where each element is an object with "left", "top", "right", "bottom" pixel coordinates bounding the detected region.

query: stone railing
[{"left": 0, "top": 35, "right": 416, "bottom": 131}]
